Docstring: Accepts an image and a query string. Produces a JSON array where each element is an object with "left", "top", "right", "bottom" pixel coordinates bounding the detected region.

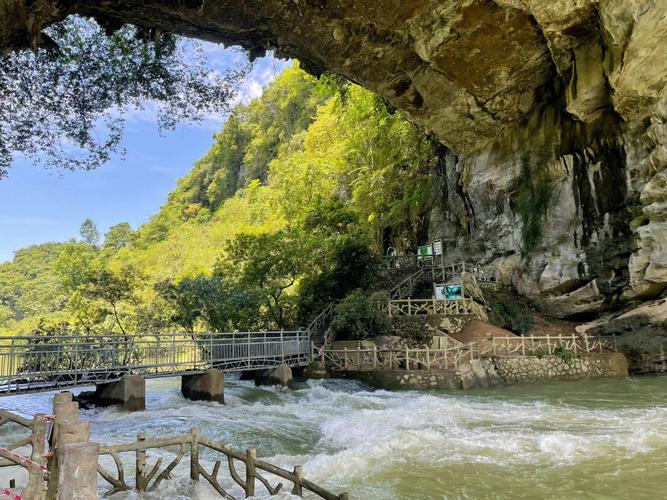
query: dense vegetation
[{"left": 0, "top": 63, "right": 437, "bottom": 337}]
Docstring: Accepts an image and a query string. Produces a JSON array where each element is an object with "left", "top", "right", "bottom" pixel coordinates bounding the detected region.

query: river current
[{"left": 3, "top": 375, "right": 667, "bottom": 499}]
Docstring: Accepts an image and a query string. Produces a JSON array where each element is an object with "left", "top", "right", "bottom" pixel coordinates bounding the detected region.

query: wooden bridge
[{"left": 0, "top": 331, "right": 311, "bottom": 398}]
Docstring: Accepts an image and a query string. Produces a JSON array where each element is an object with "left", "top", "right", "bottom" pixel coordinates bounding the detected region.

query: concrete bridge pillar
[
  {"left": 255, "top": 364, "right": 293, "bottom": 388},
  {"left": 181, "top": 369, "right": 225, "bottom": 404},
  {"left": 94, "top": 375, "right": 146, "bottom": 411}
]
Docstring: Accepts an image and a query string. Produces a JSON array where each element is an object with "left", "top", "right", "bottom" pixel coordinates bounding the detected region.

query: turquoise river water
[{"left": 2, "top": 375, "right": 667, "bottom": 499}]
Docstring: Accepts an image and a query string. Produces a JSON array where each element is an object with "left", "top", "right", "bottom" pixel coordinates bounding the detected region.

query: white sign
[{"left": 433, "top": 239, "right": 443, "bottom": 256}]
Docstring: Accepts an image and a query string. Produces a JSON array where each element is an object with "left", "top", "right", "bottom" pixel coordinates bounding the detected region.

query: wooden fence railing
[
  {"left": 0, "top": 395, "right": 347, "bottom": 499},
  {"left": 473, "top": 334, "right": 617, "bottom": 357},
  {"left": 0, "top": 409, "right": 49, "bottom": 498},
  {"left": 321, "top": 345, "right": 476, "bottom": 371},
  {"left": 386, "top": 298, "right": 475, "bottom": 317},
  {"left": 320, "top": 334, "right": 618, "bottom": 373},
  {"left": 99, "top": 427, "right": 347, "bottom": 499},
  {"left": 307, "top": 304, "right": 336, "bottom": 348}
]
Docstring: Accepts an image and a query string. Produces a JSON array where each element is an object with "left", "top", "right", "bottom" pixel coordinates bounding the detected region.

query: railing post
[
  {"left": 190, "top": 427, "right": 200, "bottom": 482},
  {"left": 172, "top": 334, "right": 176, "bottom": 369},
  {"left": 426, "top": 346, "right": 430, "bottom": 370},
  {"left": 343, "top": 348, "right": 348, "bottom": 369},
  {"left": 357, "top": 345, "right": 361, "bottom": 369},
  {"left": 245, "top": 448, "right": 256, "bottom": 497},
  {"left": 73, "top": 337, "right": 79, "bottom": 385},
  {"left": 584, "top": 333, "right": 590, "bottom": 353},
  {"left": 506, "top": 336, "right": 510, "bottom": 355},
  {"left": 373, "top": 345, "right": 377, "bottom": 369},
  {"left": 492, "top": 336, "right": 496, "bottom": 356},
  {"left": 405, "top": 346, "right": 410, "bottom": 371},
  {"left": 136, "top": 432, "right": 147, "bottom": 491},
  {"left": 280, "top": 330, "right": 285, "bottom": 363},
  {"left": 572, "top": 333, "right": 578, "bottom": 355},
  {"left": 408, "top": 297, "right": 412, "bottom": 315},
  {"left": 291, "top": 465, "right": 303, "bottom": 496},
  {"left": 546, "top": 334, "right": 551, "bottom": 354},
  {"left": 8, "top": 338, "right": 15, "bottom": 387},
  {"left": 247, "top": 331, "right": 251, "bottom": 367},
  {"left": 521, "top": 337, "right": 526, "bottom": 356}
]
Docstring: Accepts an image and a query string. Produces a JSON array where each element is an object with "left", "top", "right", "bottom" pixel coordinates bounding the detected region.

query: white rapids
[{"left": 1, "top": 375, "right": 667, "bottom": 499}]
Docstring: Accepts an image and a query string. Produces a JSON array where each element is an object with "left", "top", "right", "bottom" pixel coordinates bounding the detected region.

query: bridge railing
[{"left": 0, "top": 331, "right": 310, "bottom": 394}]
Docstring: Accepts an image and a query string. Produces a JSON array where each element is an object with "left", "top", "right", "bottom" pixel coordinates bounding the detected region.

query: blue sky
[{"left": 0, "top": 43, "right": 289, "bottom": 263}]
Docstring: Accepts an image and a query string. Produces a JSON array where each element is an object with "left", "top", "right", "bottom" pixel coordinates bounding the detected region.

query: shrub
[
  {"left": 332, "top": 290, "right": 389, "bottom": 340},
  {"left": 553, "top": 345, "right": 574, "bottom": 363},
  {"left": 492, "top": 300, "right": 534, "bottom": 336}
]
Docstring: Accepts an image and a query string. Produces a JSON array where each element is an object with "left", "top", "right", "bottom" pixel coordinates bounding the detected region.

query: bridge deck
[{"left": 0, "top": 331, "right": 311, "bottom": 395}]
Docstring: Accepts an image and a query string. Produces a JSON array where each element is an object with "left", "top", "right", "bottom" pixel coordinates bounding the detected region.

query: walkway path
[{"left": 0, "top": 331, "right": 310, "bottom": 395}]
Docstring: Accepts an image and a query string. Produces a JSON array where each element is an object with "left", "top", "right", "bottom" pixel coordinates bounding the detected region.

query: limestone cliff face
[
  {"left": 429, "top": 2, "right": 667, "bottom": 322},
  {"left": 2, "top": 0, "right": 666, "bottom": 321}
]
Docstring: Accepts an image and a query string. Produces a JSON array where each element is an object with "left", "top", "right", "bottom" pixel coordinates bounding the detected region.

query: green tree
[
  {"left": 79, "top": 219, "right": 100, "bottom": 247},
  {"left": 104, "top": 223, "right": 135, "bottom": 250},
  {"left": 219, "top": 231, "right": 305, "bottom": 328},
  {"left": 155, "top": 277, "right": 203, "bottom": 333},
  {"left": 332, "top": 290, "right": 389, "bottom": 340},
  {"left": 54, "top": 241, "right": 98, "bottom": 291},
  {"left": 81, "top": 267, "right": 141, "bottom": 335}
]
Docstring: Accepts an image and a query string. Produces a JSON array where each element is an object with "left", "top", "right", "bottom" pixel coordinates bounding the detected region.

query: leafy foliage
[
  {"left": 1, "top": 64, "right": 438, "bottom": 337},
  {"left": 491, "top": 300, "right": 535, "bottom": 336},
  {"left": 332, "top": 290, "right": 389, "bottom": 340},
  {"left": 0, "top": 15, "right": 247, "bottom": 177}
]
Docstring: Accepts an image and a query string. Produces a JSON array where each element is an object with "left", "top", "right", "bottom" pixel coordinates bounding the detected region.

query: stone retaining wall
[
  {"left": 328, "top": 352, "right": 629, "bottom": 390},
  {"left": 333, "top": 369, "right": 461, "bottom": 391},
  {"left": 493, "top": 352, "right": 629, "bottom": 384}
]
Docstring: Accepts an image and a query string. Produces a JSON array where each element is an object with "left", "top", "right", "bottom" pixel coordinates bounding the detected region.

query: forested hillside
[{"left": 0, "top": 63, "right": 437, "bottom": 337}]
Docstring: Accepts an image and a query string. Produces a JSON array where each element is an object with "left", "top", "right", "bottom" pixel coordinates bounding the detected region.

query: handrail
[
  {"left": 471, "top": 333, "right": 618, "bottom": 357},
  {"left": 97, "top": 427, "right": 347, "bottom": 499},
  {"left": 388, "top": 267, "right": 425, "bottom": 299},
  {"left": 386, "top": 297, "right": 475, "bottom": 317},
  {"left": 0, "top": 331, "right": 311, "bottom": 395},
  {"left": 320, "top": 334, "right": 618, "bottom": 372}
]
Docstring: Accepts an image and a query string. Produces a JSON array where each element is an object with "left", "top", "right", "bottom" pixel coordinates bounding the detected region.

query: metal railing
[
  {"left": 388, "top": 267, "right": 425, "bottom": 299},
  {"left": 386, "top": 297, "right": 476, "bottom": 317},
  {"left": 0, "top": 331, "right": 311, "bottom": 395},
  {"left": 307, "top": 304, "right": 336, "bottom": 348}
]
